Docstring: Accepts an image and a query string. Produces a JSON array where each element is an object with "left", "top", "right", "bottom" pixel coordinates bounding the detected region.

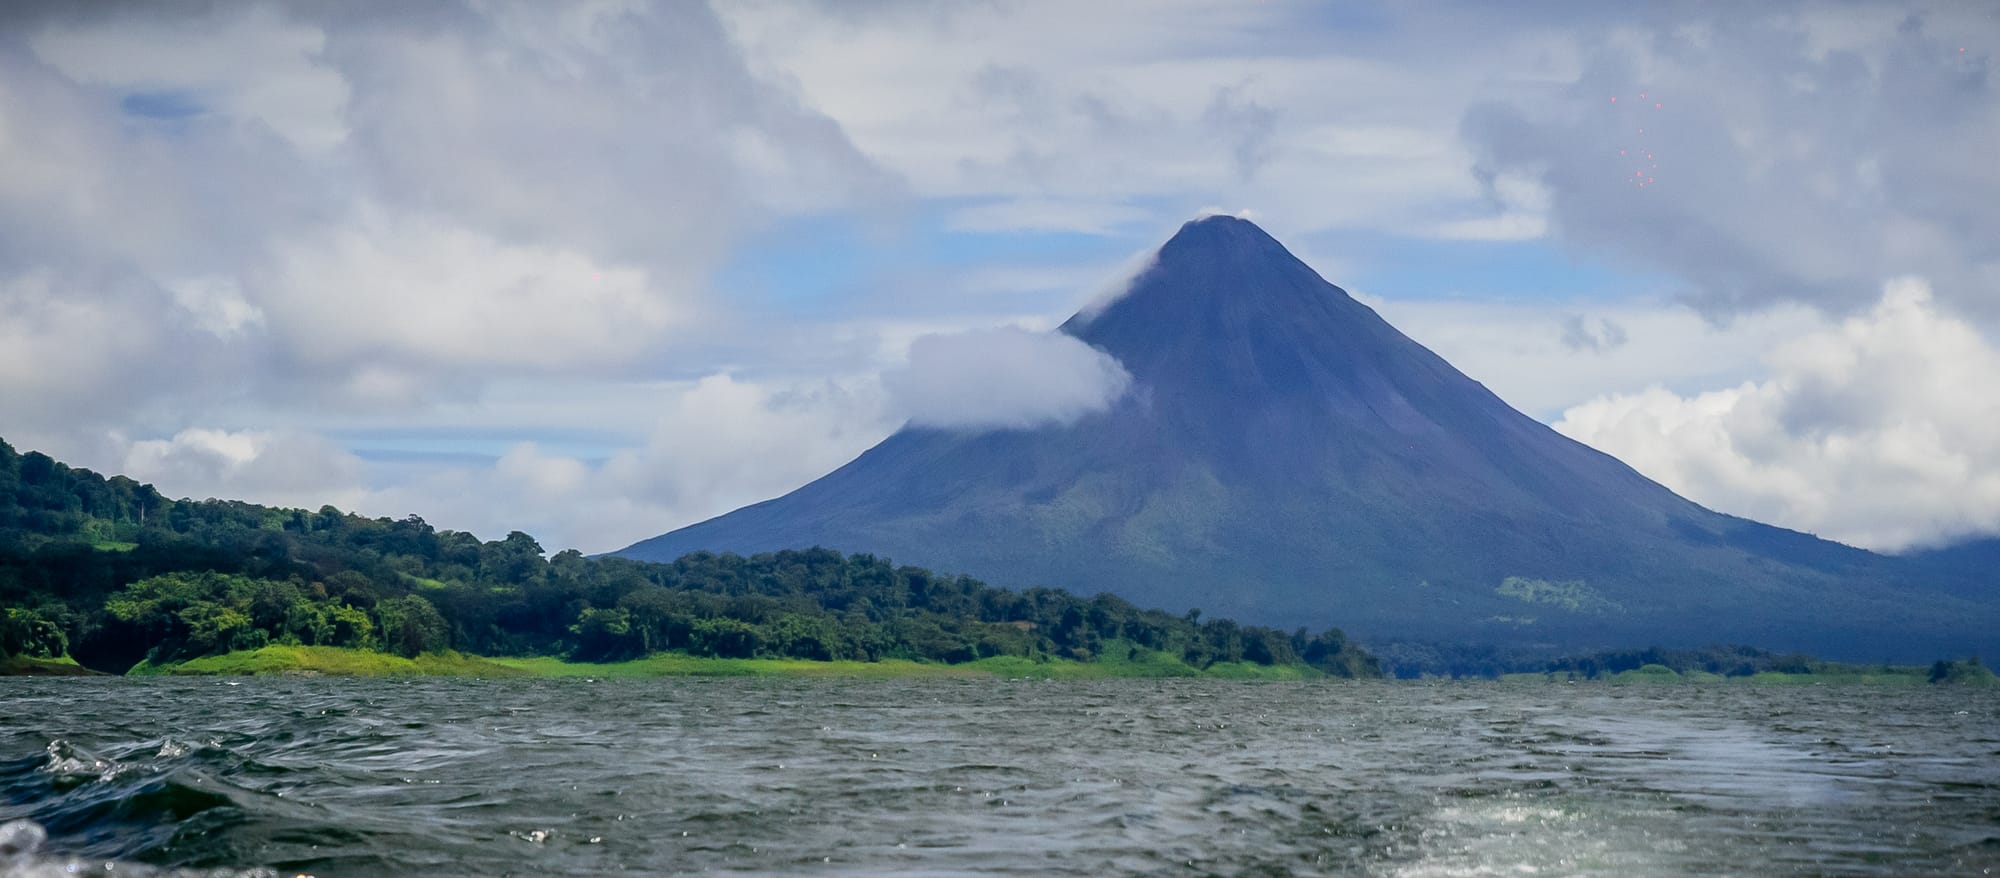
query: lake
[{"left": 3, "top": 678, "right": 1997, "bottom": 876}]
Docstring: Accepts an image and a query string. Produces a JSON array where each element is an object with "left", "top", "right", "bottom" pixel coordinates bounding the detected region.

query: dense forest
[
  {"left": 0, "top": 438, "right": 1378, "bottom": 677},
  {"left": 1369, "top": 641, "right": 1839, "bottom": 679}
]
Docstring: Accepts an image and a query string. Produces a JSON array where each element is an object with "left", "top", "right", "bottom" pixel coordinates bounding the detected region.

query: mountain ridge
[{"left": 618, "top": 216, "right": 1995, "bottom": 661}]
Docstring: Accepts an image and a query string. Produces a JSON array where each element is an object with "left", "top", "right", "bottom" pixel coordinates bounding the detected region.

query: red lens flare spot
[
  {"left": 1655, "top": 102, "right": 1663, "bottom": 109},
  {"left": 1610, "top": 96, "right": 1618, "bottom": 102}
]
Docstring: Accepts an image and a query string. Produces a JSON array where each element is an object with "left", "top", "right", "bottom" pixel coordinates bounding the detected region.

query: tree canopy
[{"left": 0, "top": 437, "right": 1377, "bottom": 677}]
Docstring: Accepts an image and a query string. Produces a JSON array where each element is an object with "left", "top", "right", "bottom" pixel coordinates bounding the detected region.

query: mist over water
[{"left": 3, "top": 678, "right": 1997, "bottom": 876}]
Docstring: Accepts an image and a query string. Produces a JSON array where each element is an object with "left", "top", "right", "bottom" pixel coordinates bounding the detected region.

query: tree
[
  {"left": 1, "top": 608, "right": 67, "bottom": 659},
  {"left": 481, "top": 531, "right": 547, "bottom": 585},
  {"left": 570, "top": 607, "right": 639, "bottom": 662},
  {"left": 376, "top": 595, "right": 450, "bottom": 658},
  {"left": 690, "top": 617, "right": 760, "bottom": 658}
]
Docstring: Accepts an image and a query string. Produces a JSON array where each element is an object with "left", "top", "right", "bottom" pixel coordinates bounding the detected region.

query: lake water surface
[{"left": 2, "top": 678, "right": 1997, "bottom": 876}]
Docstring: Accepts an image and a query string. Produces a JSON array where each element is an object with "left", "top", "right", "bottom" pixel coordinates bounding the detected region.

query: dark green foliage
[
  {"left": 1372, "top": 641, "right": 1873, "bottom": 680},
  {"left": 1, "top": 607, "right": 67, "bottom": 659},
  {"left": 0, "top": 437, "right": 1378, "bottom": 676},
  {"left": 1927, "top": 657, "right": 1996, "bottom": 686},
  {"left": 1542, "top": 645, "right": 1821, "bottom": 680},
  {"left": 375, "top": 595, "right": 450, "bottom": 658}
]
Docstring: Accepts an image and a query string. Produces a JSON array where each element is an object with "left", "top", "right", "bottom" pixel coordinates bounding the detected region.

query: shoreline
[
  {"left": 11, "top": 646, "right": 1983, "bottom": 684},
  {"left": 103, "top": 644, "right": 1327, "bottom": 680},
  {"left": 0, "top": 655, "right": 101, "bottom": 676}
]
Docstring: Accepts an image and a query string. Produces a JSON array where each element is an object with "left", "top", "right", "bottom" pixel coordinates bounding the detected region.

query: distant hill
[{"left": 619, "top": 216, "right": 1997, "bottom": 661}]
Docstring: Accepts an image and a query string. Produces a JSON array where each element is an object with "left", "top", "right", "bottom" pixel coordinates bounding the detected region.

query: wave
[{"left": 0, "top": 818, "right": 280, "bottom": 878}]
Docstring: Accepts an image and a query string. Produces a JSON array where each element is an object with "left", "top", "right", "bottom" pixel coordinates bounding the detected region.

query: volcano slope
[{"left": 620, "top": 216, "right": 1995, "bottom": 660}]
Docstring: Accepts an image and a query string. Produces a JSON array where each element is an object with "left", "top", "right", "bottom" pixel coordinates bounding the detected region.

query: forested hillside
[{"left": 0, "top": 438, "right": 1377, "bottom": 677}]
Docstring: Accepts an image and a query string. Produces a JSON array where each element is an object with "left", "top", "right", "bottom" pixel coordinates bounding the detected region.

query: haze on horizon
[{"left": 2, "top": 0, "right": 1997, "bottom": 556}]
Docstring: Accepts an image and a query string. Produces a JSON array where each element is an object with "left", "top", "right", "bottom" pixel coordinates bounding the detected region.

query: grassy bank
[
  {"left": 489, "top": 654, "right": 988, "bottom": 679},
  {"left": 128, "top": 645, "right": 531, "bottom": 677},
  {"left": 0, "top": 654, "right": 101, "bottom": 676},
  {"left": 120, "top": 642, "right": 1334, "bottom": 680},
  {"left": 486, "top": 646, "right": 1322, "bottom": 680}
]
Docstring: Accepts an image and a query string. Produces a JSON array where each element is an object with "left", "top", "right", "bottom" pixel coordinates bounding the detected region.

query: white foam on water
[{"left": 0, "top": 819, "right": 285, "bottom": 878}]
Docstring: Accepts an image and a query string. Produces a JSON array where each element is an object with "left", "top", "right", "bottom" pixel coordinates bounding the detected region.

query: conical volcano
[{"left": 618, "top": 216, "right": 1994, "bottom": 659}]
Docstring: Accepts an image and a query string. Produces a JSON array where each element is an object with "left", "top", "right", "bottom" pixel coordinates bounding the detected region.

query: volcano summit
[{"left": 620, "top": 216, "right": 1994, "bottom": 659}]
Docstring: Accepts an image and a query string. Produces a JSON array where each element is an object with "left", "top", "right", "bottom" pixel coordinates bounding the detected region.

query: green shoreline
[
  {"left": 47, "top": 646, "right": 1989, "bottom": 685},
  {"left": 0, "top": 654, "right": 101, "bottom": 676},
  {"left": 114, "top": 644, "right": 1325, "bottom": 680}
]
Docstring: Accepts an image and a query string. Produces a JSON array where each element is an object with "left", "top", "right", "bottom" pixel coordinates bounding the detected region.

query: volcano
[{"left": 618, "top": 216, "right": 1994, "bottom": 659}]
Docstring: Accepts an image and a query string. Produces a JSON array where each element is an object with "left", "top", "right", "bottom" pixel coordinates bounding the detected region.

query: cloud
[
  {"left": 29, "top": 5, "right": 351, "bottom": 156},
  {"left": 0, "top": 1, "right": 901, "bottom": 439},
  {"left": 1460, "top": 6, "right": 2000, "bottom": 322},
  {"left": 882, "top": 328, "right": 1132, "bottom": 429},
  {"left": 328, "top": 2, "right": 899, "bottom": 270},
  {"left": 715, "top": 1, "right": 1557, "bottom": 238},
  {"left": 1361, "top": 292, "right": 1829, "bottom": 419},
  {"left": 121, "top": 429, "right": 366, "bottom": 506},
  {"left": 1426, "top": 212, "right": 1549, "bottom": 242},
  {"left": 259, "top": 208, "right": 679, "bottom": 375},
  {"left": 168, "top": 276, "right": 265, "bottom": 338},
  {"left": 946, "top": 199, "right": 1152, "bottom": 235},
  {"left": 1201, "top": 83, "right": 1279, "bottom": 181},
  {"left": 58, "top": 372, "right": 896, "bottom": 553},
  {"left": 1555, "top": 278, "right": 2000, "bottom": 552},
  {"left": 0, "top": 267, "right": 224, "bottom": 431},
  {"left": 1559, "top": 314, "right": 1629, "bottom": 352},
  {"left": 352, "top": 374, "right": 889, "bottom": 551}
]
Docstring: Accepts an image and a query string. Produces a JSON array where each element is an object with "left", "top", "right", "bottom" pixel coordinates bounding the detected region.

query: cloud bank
[
  {"left": 1461, "top": 5, "right": 2000, "bottom": 321},
  {"left": 1556, "top": 279, "right": 2000, "bottom": 552}
]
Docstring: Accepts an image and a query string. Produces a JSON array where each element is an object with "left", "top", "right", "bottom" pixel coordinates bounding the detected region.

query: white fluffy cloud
[
  {"left": 120, "top": 429, "right": 366, "bottom": 508},
  {"left": 1361, "top": 292, "right": 1832, "bottom": 419},
  {"left": 74, "top": 373, "right": 896, "bottom": 553},
  {"left": 260, "top": 210, "right": 678, "bottom": 377},
  {"left": 376, "top": 373, "right": 890, "bottom": 551},
  {"left": 1555, "top": 279, "right": 2000, "bottom": 552},
  {"left": 881, "top": 328, "right": 1132, "bottom": 429},
  {"left": 0, "top": 1, "right": 898, "bottom": 438}
]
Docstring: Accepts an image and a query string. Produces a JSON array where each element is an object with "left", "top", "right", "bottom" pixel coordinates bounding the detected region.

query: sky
[{"left": 2, "top": 0, "right": 1997, "bottom": 555}]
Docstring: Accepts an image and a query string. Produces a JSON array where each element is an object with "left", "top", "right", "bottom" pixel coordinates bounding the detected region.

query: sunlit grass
[
  {"left": 127, "top": 642, "right": 1338, "bottom": 680},
  {"left": 129, "top": 645, "right": 529, "bottom": 677},
  {"left": 0, "top": 654, "right": 96, "bottom": 676},
  {"left": 489, "top": 654, "right": 988, "bottom": 679}
]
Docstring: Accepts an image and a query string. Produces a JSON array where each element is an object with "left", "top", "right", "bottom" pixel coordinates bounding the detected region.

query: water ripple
[{"left": 2, "top": 678, "right": 1997, "bottom": 876}]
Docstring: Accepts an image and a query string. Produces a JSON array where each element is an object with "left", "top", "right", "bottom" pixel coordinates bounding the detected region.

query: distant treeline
[
  {"left": 0, "top": 438, "right": 1378, "bottom": 677},
  {"left": 1371, "top": 640, "right": 1976, "bottom": 681}
]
